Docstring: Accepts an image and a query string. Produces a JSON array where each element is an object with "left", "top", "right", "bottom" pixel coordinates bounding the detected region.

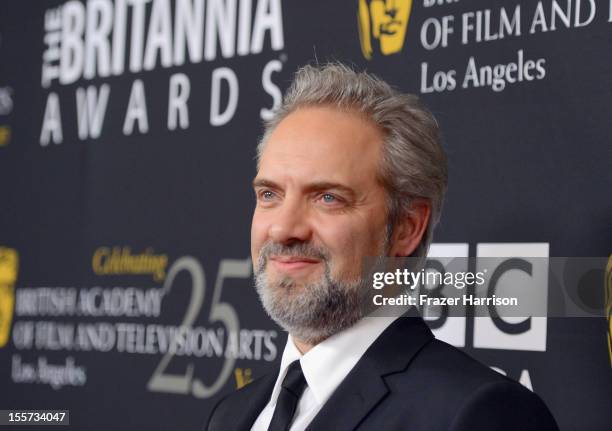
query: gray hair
[{"left": 256, "top": 62, "right": 448, "bottom": 259}]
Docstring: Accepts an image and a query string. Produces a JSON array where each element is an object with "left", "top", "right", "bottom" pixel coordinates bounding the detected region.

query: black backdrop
[{"left": 0, "top": 0, "right": 611, "bottom": 430}]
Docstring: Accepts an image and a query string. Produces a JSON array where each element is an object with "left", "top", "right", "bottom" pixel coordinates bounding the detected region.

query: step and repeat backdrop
[{"left": 1, "top": 0, "right": 611, "bottom": 430}]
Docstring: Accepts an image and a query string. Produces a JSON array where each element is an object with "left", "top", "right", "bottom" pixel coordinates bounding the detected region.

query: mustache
[{"left": 256, "top": 242, "right": 330, "bottom": 273}]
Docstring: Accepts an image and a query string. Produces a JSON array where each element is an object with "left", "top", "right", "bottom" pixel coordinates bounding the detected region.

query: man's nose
[{"left": 267, "top": 198, "right": 312, "bottom": 245}]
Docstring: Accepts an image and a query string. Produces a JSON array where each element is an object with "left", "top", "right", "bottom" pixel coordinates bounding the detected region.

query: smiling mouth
[{"left": 268, "top": 256, "right": 322, "bottom": 272}]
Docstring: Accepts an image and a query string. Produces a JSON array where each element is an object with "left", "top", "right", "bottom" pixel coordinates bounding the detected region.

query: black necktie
[{"left": 267, "top": 360, "right": 307, "bottom": 431}]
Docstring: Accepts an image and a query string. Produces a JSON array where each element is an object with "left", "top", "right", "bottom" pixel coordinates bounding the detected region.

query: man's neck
[{"left": 292, "top": 337, "right": 315, "bottom": 354}]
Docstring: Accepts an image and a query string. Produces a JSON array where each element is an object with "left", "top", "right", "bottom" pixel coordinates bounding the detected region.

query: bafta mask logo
[
  {"left": 0, "top": 247, "right": 18, "bottom": 348},
  {"left": 606, "top": 255, "right": 612, "bottom": 366},
  {"left": 358, "top": 0, "right": 413, "bottom": 60}
]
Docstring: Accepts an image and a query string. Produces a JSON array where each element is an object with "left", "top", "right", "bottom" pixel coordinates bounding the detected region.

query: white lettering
[
  {"left": 76, "top": 84, "right": 110, "bottom": 139},
  {"left": 84, "top": 0, "right": 112, "bottom": 79},
  {"left": 251, "top": 0, "right": 284, "bottom": 53},
  {"left": 40, "top": 93, "right": 63, "bottom": 146},
  {"left": 143, "top": 0, "right": 173, "bottom": 70},
  {"left": 210, "top": 67, "right": 239, "bottom": 126},
  {"left": 168, "top": 73, "right": 191, "bottom": 130},
  {"left": 260, "top": 59, "right": 282, "bottom": 120},
  {"left": 59, "top": 1, "right": 85, "bottom": 85},
  {"left": 123, "top": 79, "right": 149, "bottom": 135}
]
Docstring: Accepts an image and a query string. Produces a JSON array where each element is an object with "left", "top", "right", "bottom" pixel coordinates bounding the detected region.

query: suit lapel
[
  {"left": 306, "top": 316, "right": 433, "bottom": 431},
  {"left": 233, "top": 372, "right": 277, "bottom": 431}
]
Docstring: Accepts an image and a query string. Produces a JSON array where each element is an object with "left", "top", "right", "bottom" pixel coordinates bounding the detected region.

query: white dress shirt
[{"left": 251, "top": 312, "right": 402, "bottom": 431}]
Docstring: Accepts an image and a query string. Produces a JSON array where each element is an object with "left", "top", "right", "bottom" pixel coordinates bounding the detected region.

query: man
[{"left": 206, "top": 63, "right": 558, "bottom": 430}]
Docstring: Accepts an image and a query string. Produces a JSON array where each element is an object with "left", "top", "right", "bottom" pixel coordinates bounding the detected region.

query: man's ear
[{"left": 389, "top": 199, "right": 431, "bottom": 257}]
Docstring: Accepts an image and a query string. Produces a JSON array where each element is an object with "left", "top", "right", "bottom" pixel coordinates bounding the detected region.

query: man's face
[{"left": 251, "top": 106, "right": 390, "bottom": 342}]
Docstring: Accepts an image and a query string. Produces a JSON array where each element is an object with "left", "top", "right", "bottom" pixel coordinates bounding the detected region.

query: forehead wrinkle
[
  {"left": 260, "top": 145, "right": 378, "bottom": 183},
  {"left": 257, "top": 106, "right": 386, "bottom": 193}
]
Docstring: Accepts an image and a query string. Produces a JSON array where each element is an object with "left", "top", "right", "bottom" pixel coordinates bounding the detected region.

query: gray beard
[{"left": 254, "top": 242, "right": 371, "bottom": 345}]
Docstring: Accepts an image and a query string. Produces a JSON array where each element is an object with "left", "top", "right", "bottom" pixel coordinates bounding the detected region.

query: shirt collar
[{"left": 274, "top": 310, "right": 404, "bottom": 406}]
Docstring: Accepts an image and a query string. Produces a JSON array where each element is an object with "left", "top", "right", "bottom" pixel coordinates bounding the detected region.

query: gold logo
[
  {"left": 606, "top": 255, "right": 612, "bottom": 366},
  {"left": 234, "top": 368, "right": 253, "bottom": 389},
  {"left": 0, "top": 125, "right": 11, "bottom": 147},
  {"left": 0, "top": 247, "right": 18, "bottom": 348},
  {"left": 358, "top": 0, "right": 413, "bottom": 60}
]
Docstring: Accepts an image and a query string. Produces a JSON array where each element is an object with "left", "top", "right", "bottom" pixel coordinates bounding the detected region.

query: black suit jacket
[{"left": 206, "top": 316, "right": 559, "bottom": 430}]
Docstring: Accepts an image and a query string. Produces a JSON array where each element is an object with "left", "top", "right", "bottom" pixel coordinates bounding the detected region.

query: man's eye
[
  {"left": 259, "top": 190, "right": 276, "bottom": 200},
  {"left": 320, "top": 193, "right": 340, "bottom": 204}
]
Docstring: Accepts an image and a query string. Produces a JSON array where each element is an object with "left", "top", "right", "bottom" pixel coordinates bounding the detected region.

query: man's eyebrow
[
  {"left": 252, "top": 179, "right": 356, "bottom": 197},
  {"left": 252, "top": 178, "right": 280, "bottom": 189},
  {"left": 305, "top": 182, "right": 356, "bottom": 198}
]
